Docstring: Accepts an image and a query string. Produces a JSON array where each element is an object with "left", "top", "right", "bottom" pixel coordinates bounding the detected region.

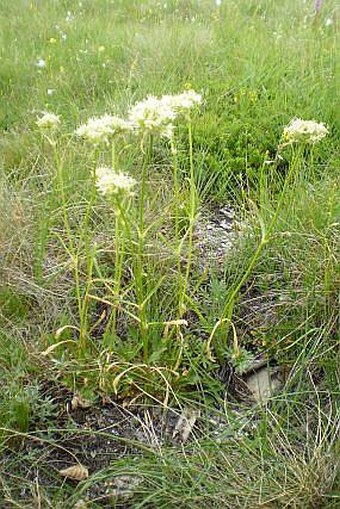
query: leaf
[
  {"left": 59, "top": 464, "right": 89, "bottom": 481},
  {"left": 245, "top": 366, "right": 282, "bottom": 402},
  {"left": 55, "top": 324, "right": 80, "bottom": 339},
  {"left": 41, "top": 339, "right": 76, "bottom": 356}
]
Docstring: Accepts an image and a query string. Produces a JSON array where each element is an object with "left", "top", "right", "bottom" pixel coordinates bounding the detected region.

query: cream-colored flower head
[
  {"left": 76, "top": 114, "right": 131, "bottom": 144},
  {"left": 283, "top": 118, "right": 329, "bottom": 145},
  {"left": 36, "top": 112, "right": 61, "bottom": 129},
  {"left": 95, "top": 166, "right": 136, "bottom": 197},
  {"left": 161, "top": 90, "right": 202, "bottom": 112},
  {"left": 128, "top": 90, "right": 202, "bottom": 138},
  {"left": 128, "top": 96, "right": 176, "bottom": 138}
]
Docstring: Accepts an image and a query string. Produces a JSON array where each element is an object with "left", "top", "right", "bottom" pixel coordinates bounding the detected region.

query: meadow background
[{"left": 0, "top": 0, "right": 339, "bottom": 507}]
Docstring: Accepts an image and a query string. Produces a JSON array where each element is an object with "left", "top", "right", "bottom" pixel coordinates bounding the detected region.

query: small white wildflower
[
  {"left": 216, "top": 0, "right": 222, "bottom": 6},
  {"left": 95, "top": 166, "right": 136, "bottom": 197},
  {"left": 36, "top": 59, "right": 46, "bottom": 69},
  {"left": 76, "top": 115, "right": 131, "bottom": 144},
  {"left": 128, "top": 95, "right": 176, "bottom": 138},
  {"left": 61, "top": 33, "right": 67, "bottom": 41},
  {"left": 47, "top": 88, "right": 55, "bottom": 96},
  {"left": 36, "top": 112, "right": 60, "bottom": 129},
  {"left": 325, "top": 18, "right": 333, "bottom": 27},
  {"left": 282, "top": 118, "right": 328, "bottom": 145}
]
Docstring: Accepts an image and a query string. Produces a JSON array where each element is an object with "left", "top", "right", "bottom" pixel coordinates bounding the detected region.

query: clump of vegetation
[{"left": 0, "top": 0, "right": 339, "bottom": 507}]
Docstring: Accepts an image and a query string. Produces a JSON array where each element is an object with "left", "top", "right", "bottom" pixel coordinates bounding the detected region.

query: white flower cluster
[
  {"left": 128, "top": 95, "right": 177, "bottom": 139},
  {"left": 95, "top": 166, "right": 136, "bottom": 197},
  {"left": 75, "top": 90, "right": 202, "bottom": 143},
  {"left": 161, "top": 90, "right": 202, "bottom": 113},
  {"left": 283, "top": 118, "right": 328, "bottom": 145},
  {"left": 36, "top": 112, "right": 61, "bottom": 130},
  {"left": 128, "top": 90, "right": 202, "bottom": 138},
  {"left": 76, "top": 114, "right": 131, "bottom": 144}
]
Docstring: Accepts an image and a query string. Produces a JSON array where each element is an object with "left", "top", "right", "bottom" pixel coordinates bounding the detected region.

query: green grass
[{"left": 0, "top": 0, "right": 339, "bottom": 507}]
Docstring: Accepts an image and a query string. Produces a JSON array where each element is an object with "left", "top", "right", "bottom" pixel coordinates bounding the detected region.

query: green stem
[
  {"left": 171, "top": 137, "right": 180, "bottom": 244},
  {"left": 181, "top": 119, "right": 197, "bottom": 316},
  {"left": 259, "top": 159, "right": 266, "bottom": 212},
  {"left": 52, "top": 142, "right": 73, "bottom": 253},
  {"left": 170, "top": 136, "right": 184, "bottom": 317},
  {"left": 136, "top": 134, "right": 153, "bottom": 359},
  {"left": 108, "top": 198, "right": 127, "bottom": 346},
  {"left": 77, "top": 162, "right": 99, "bottom": 351},
  {"left": 111, "top": 139, "right": 116, "bottom": 168},
  {"left": 52, "top": 141, "right": 85, "bottom": 351}
]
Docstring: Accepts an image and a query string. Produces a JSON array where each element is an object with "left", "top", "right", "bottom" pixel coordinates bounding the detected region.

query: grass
[{"left": 0, "top": 0, "right": 339, "bottom": 507}]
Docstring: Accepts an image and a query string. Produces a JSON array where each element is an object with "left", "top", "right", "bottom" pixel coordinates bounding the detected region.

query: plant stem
[
  {"left": 52, "top": 139, "right": 87, "bottom": 353},
  {"left": 170, "top": 136, "right": 185, "bottom": 317},
  {"left": 136, "top": 134, "right": 153, "bottom": 360},
  {"left": 107, "top": 197, "right": 128, "bottom": 347},
  {"left": 181, "top": 118, "right": 197, "bottom": 316}
]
